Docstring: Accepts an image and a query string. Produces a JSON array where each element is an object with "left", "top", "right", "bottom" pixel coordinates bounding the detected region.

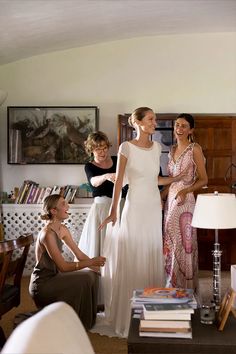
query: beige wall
[{"left": 0, "top": 32, "right": 236, "bottom": 193}]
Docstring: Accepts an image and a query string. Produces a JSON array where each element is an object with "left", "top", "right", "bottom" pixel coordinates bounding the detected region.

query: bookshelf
[{"left": 1, "top": 202, "right": 93, "bottom": 275}]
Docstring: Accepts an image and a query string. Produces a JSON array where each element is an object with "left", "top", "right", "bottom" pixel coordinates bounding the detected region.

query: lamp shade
[{"left": 191, "top": 193, "right": 236, "bottom": 229}]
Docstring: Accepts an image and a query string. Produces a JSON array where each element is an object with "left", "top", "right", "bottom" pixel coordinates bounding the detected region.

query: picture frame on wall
[{"left": 7, "top": 106, "right": 99, "bottom": 164}]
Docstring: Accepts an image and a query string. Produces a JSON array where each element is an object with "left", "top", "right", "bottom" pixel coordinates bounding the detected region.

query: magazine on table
[{"left": 133, "top": 288, "right": 194, "bottom": 304}]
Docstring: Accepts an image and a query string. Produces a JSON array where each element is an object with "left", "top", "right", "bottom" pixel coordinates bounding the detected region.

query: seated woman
[{"left": 29, "top": 194, "right": 106, "bottom": 330}]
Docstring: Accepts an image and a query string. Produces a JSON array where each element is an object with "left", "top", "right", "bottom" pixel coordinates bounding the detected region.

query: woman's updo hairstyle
[
  {"left": 40, "top": 194, "right": 61, "bottom": 220},
  {"left": 128, "top": 107, "right": 154, "bottom": 127},
  {"left": 84, "top": 131, "right": 112, "bottom": 157},
  {"left": 176, "top": 113, "right": 195, "bottom": 143}
]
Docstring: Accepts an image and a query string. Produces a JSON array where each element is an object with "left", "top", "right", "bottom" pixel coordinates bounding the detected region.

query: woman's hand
[
  {"left": 105, "top": 173, "right": 116, "bottom": 183},
  {"left": 90, "top": 256, "right": 106, "bottom": 267},
  {"left": 89, "top": 265, "right": 101, "bottom": 274},
  {"left": 175, "top": 188, "right": 189, "bottom": 205},
  {"left": 98, "top": 210, "right": 117, "bottom": 230}
]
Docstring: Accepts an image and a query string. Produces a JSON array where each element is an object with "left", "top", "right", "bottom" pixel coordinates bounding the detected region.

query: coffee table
[{"left": 127, "top": 310, "right": 236, "bottom": 354}]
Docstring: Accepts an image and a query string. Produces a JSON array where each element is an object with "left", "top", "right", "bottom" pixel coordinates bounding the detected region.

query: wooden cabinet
[{"left": 117, "top": 113, "right": 236, "bottom": 270}]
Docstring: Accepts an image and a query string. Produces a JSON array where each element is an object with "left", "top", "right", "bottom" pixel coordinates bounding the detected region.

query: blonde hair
[
  {"left": 40, "top": 194, "right": 61, "bottom": 220},
  {"left": 84, "top": 131, "right": 112, "bottom": 157},
  {"left": 128, "top": 107, "right": 154, "bottom": 127}
]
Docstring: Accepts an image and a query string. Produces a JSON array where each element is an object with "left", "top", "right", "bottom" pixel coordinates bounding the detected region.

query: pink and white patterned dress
[{"left": 163, "top": 143, "right": 198, "bottom": 290}]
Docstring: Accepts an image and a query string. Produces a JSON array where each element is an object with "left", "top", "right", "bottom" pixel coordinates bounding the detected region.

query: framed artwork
[{"left": 7, "top": 106, "right": 99, "bottom": 164}]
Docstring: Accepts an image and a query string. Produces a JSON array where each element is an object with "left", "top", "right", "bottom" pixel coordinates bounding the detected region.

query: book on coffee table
[
  {"left": 139, "top": 330, "right": 192, "bottom": 339},
  {"left": 140, "top": 319, "right": 191, "bottom": 332},
  {"left": 142, "top": 302, "right": 194, "bottom": 320}
]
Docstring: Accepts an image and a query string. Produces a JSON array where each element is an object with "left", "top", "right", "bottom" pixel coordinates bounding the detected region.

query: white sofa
[{"left": 1, "top": 302, "right": 95, "bottom": 354}]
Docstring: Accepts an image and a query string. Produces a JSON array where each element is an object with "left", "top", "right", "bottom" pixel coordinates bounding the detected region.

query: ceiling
[{"left": 0, "top": 0, "right": 236, "bottom": 65}]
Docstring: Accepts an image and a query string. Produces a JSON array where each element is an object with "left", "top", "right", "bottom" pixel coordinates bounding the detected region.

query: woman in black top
[
  {"left": 78, "top": 131, "right": 126, "bottom": 258},
  {"left": 77, "top": 131, "right": 126, "bottom": 305}
]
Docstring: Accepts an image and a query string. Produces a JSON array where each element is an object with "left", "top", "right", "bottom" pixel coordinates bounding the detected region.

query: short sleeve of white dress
[
  {"left": 118, "top": 141, "right": 129, "bottom": 186},
  {"left": 118, "top": 141, "right": 129, "bottom": 159}
]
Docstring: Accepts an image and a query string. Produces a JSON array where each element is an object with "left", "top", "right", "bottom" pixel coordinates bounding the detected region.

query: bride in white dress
[{"left": 93, "top": 107, "right": 184, "bottom": 338}]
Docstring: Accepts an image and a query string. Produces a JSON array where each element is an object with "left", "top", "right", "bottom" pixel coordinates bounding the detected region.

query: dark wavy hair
[{"left": 177, "top": 113, "right": 195, "bottom": 129}]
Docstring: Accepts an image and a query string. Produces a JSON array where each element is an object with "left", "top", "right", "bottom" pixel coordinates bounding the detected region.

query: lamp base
[{"left": 212, "top": 242, "right": 222, "bottom": 308}]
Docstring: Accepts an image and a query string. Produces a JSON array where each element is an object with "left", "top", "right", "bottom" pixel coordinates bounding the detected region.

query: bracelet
[{"left": 75, "top": 261, "right": 79, "bottom": 270}]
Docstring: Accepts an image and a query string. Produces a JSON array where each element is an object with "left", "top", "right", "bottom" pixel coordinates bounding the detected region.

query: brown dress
[{"left": 29, "top": 231, "right": 98, "bottom": 330}]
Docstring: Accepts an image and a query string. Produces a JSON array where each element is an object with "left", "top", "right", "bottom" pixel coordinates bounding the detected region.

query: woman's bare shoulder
[
  {"left": 40, "top": 226, "right": 54, "bottom": 240},
  {"left": 193, "top": 143, "right": 203, "bottom": 153}
]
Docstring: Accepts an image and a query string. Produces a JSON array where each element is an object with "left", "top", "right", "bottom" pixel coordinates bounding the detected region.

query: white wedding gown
[{"left": 91, "top": 141, "right": 164, "bottom": 338}]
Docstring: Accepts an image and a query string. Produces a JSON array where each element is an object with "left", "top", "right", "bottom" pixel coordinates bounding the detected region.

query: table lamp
[{"left": 191, "top": 192, "right": 236, "bottom": 307}]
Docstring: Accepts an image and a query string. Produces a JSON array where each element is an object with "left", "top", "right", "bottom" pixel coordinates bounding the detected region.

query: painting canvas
[{"left": 7, "top": 106, "right": 99, "bottom": 164}]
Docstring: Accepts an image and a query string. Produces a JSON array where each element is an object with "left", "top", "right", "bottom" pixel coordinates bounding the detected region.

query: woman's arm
[
  {"left": 41, "top": 227, "right": 105, "bottom": 272},
  {"left": 85, "top": 162, "right": 115, "bottom": 188},
  {"left": 90, "top": 173, "right": 116, "bottom": 187},
  {"left": 175, "top": 144, "right": 208, "bottom": 204},
  {"left": 158, "top": 171, "right": 186, "bottom": 186},
  {"left": 99, "top": 153, "right": 127, "bottom": 229}
]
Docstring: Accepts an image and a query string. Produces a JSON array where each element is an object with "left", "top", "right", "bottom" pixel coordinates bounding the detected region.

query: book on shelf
[
  {"left": 16, "top": 181, "right": 27, "bottom": 204},
  {"left": 16, "top": 180, "right": 37, "bottom": 204},
  {"left": 64, "top": 187, "right": 73, "bottom": 202},
  {"left": 37, "top": 187, "right": 46, "bottom": 204},
  {"left": 27, "top": 183, "right": 39, "bottom": 204},
  {"left": 42, "top": 187, "right": 53, "bottom": 202},
  {"left": 32, "top": 186, "right": 42, "bottom": 204},
  {"left": 51, "top": 185, "right": 61, "bottom": 195},
  {"left": 63, "top": 185, "right": 71, "bottom": 199},
  {"left": 69, "top": 186, "right": 79, "bottom": 203},
  {"left": 15, "top": 181, "right": 26, "bottom": 204},
  {"left": 22, "top": 182, "right": 34, "bottom": 203},
  {"left": 139, "top": 319, "right": 191, "bottom": 332}
]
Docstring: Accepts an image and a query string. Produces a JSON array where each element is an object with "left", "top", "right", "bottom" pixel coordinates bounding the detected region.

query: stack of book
[
  {"left": 15, "top": 180, "right": 79, "bottom": 204},
  {"left": 140, "top": 302, "right": 194, "bottom": 338},
  {"left": 131, "top": 287, "right": 197, "bottom": 339}
]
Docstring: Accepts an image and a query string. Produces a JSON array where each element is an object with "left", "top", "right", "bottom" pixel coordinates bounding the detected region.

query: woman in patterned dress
[{"left": 163, "top": 113, "right": 208, "bottom": 290}]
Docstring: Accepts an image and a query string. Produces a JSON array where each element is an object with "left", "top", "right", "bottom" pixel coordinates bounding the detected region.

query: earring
[{"left": 188, "top": 134, "right": 194, "bottom": 143}]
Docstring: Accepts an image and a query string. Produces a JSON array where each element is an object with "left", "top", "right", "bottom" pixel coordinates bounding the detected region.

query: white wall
[{"left": 0, "top": 32, "right": 236, "bottom": 193}]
